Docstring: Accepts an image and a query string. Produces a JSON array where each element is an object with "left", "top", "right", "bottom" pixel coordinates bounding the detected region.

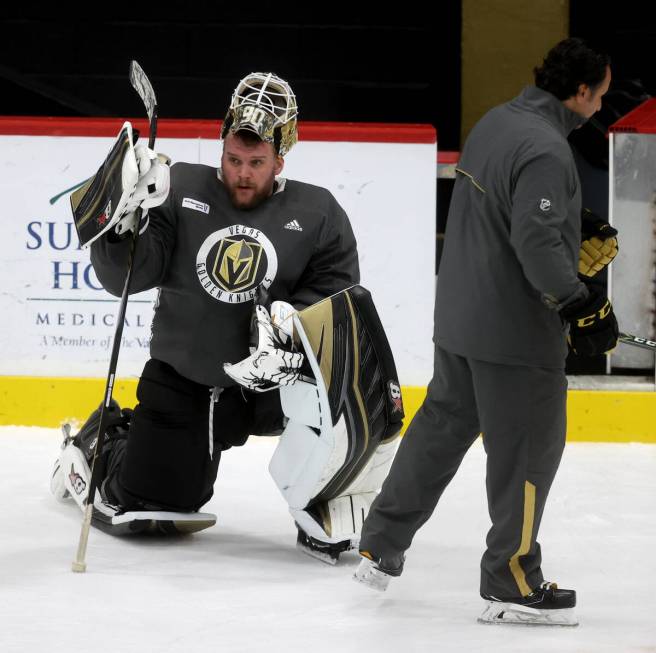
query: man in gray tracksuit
[{"left": 354, "top": 39, "right": 618, "bottom": 625}]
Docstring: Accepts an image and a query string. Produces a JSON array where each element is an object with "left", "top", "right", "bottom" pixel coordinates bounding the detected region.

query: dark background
[
  {"left": 570, "top": 3, "right": 656, "bottom": 101},
  {"left": 1, "top": 4, "right": 653, "bottom": 150},
  {"left": 0, "top": 4, "right": 460, "bottom": 146}
]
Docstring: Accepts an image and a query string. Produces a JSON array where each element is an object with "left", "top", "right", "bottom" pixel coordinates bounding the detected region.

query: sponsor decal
[
  {"left": 182, "top": 197, "right": 210, "bottom": 214},
  {"left": 68, "top": 464, "right": 87, "bottom": 495},
  {"left": 388, "top": 380, "right": 403, "bottom": 413},
  {"left": 97, "top": 199, "right": 111, "bottom": 226}
]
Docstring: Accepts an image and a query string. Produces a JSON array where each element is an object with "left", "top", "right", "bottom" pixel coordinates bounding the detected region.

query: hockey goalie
[{"left": 51, "top": 70, "right": 403, "bottom": 556}]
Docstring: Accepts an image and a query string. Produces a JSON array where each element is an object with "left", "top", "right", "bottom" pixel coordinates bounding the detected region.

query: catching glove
[{"left": 223, "top": 305, "right": 304, "bottom": 392}]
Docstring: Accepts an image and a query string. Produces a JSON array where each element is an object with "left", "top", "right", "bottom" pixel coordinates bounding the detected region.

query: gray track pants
[{"left": 359, "top": 345, "right": 567, "bottom": 597}]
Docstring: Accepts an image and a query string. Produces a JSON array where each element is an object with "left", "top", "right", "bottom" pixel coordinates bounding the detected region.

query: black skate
[
  {"left": 296, "top": 526, "right": 352, "bottom": 565},
  {"left": 479, "top": 582, "right": 578, "bottom": 626},
  {"left": 352, "top": 549, "right": 405, "bottom": 591}
]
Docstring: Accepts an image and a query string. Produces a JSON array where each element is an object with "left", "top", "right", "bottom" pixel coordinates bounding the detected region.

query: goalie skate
[
  {"left": 295, "top": 526, "right": 352, "bottom": 565},
  {"left": 478, "top": 582, "right": 578, "bottom": 627}
]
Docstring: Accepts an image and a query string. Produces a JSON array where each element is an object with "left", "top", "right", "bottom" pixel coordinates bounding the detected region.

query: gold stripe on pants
[{"left": 509, "top": 481, "right": 536, "bottom": 596}]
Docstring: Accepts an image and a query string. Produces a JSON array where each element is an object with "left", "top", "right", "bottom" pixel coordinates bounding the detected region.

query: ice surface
[{"left": 0, "top": 427, "right": 654, "bottom": 653}]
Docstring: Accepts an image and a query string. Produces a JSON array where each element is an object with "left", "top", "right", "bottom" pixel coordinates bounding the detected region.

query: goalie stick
[{"left": 72, "top": 60, "right": 158, "bottom": 573}]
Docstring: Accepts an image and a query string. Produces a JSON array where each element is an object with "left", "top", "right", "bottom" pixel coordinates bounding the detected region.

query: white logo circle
[{"left": 196, "top": 225, "right": 278, "bottom": 303}]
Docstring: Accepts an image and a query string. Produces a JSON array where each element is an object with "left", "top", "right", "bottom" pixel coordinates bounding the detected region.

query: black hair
[{"left": 534, "top": 38, "right": 610, "bottom": 100}]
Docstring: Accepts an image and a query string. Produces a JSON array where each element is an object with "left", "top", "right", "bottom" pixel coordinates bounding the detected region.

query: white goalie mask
[{"left": 221, "top": 72, "right": 298, "bottom": 156}]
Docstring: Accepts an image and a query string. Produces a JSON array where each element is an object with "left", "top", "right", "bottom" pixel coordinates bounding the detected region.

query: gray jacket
[{"left": 436, "top": 85, "right": 588, "bottom": 368}]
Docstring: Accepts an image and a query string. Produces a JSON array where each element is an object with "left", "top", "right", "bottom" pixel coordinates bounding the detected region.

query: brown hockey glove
[
  {"left": 560, "top": 288, "right": 619, "bottom": 356},
  {"left": 578, "top": 207, "right": 618, "bottom": 277}
]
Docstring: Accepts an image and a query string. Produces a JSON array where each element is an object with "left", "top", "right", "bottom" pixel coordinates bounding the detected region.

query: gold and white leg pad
[
  {"left": 270, "top": 289, "right": 404, "bottom": 553},
  {"left": 271, "top": 379, "right": 398, "bottom": 545},
  {"left": 292, "top": 492, "right": 377, "bottom": 545}
]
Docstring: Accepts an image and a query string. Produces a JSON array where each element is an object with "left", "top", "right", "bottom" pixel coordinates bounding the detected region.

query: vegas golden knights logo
[
  {"left": 196, "top": 225, "right": 278, "bottom": 303},
  {"left": 212, "top": 238, "right": 263, "bottom": 292}
]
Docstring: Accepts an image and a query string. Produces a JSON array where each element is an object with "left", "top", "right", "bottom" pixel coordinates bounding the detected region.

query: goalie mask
[{"left": 221, "top": 72, "right": 298, "bottom": 157}]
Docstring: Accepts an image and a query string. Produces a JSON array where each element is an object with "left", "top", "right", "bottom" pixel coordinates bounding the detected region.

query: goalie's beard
[{"left": 226, "top": 181, "right": 273, "bottom": 210}]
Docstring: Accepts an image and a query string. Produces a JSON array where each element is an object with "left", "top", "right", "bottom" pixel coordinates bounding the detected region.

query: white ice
[{"left": 0, "top": 427, "right": 654, "bottom": 653}]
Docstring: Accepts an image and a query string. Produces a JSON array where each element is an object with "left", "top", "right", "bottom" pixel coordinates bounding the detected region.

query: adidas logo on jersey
[{"left": 284, "top": 219, "right": 303, "bottom": 231}]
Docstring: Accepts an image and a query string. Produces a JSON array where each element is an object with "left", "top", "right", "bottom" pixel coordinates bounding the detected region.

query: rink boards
[
  {"left": 0, "top": 376, "right": 654, "bottom": 442},
  {"left": 0, "top": 118, "right": 653, "bottom": 441}
]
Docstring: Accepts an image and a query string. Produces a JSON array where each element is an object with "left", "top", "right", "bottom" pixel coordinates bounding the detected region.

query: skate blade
[
  {"left": 352, "top": 559, "right": 391, "bottom": 592},
  {"left": 478, "top": 601, "right": 578, "bottom": 627}
]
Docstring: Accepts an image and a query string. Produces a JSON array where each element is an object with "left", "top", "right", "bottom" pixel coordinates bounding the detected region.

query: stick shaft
[
  {"left": 619, "top": 332, "right": 656, "bottom": 352},
  {"left": 71, "top": 60, "right": 158, "bottom": 572}
]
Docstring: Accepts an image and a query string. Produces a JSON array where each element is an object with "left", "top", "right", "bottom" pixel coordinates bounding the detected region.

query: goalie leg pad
[
  {"left": 51, "top": 424, "right": 74, "bottom": 502},
  {"left": 269, "top": 286, "right": 404, "bottom": 551},
  {"left": 290, "top": 439, "right": 399, "bottom": 549},
  {"left": 91, "top": 504, "right": 217, "bottom": 536},
  {"left": 60, "top": 439, "right": 92, "bottom": 511},
  {"left": 291, "top": 491, "right": 377, "bottom": 545}
]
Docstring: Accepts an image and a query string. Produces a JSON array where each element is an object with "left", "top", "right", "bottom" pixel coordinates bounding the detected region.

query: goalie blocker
[{"left": 269, "top": 285, "right": 404, "bottom": 563}]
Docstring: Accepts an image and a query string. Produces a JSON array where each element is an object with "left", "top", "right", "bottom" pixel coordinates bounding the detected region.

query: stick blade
[{"left": 129, "top": 60, "right": 157, "bottom": 121}]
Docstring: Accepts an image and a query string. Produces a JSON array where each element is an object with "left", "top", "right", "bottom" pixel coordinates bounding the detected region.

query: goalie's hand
[
  {"left": 115, "top": 145, "right": 171, "bottom": 236},
  {"left": 223, "top": 305, "right": 304, "bottom": 392},
  {"left": 578, "top": 207, "right": 618, "bottom": 278}
]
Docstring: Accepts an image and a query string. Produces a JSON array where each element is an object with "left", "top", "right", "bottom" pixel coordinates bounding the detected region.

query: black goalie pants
[
  {"left": 103, "top": 358, "right": 283, "bottom": 512},
  {"left": 359, "top": 345, "right": 567, "bottom": 598}
]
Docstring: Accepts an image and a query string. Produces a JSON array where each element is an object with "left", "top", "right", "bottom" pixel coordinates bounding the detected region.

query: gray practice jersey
[
  {"left": 436, "top": 86, "right": 588, "bottom": 368},
  {"left": 91, "top": 163, "right": 360, "bottom": 386}
]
